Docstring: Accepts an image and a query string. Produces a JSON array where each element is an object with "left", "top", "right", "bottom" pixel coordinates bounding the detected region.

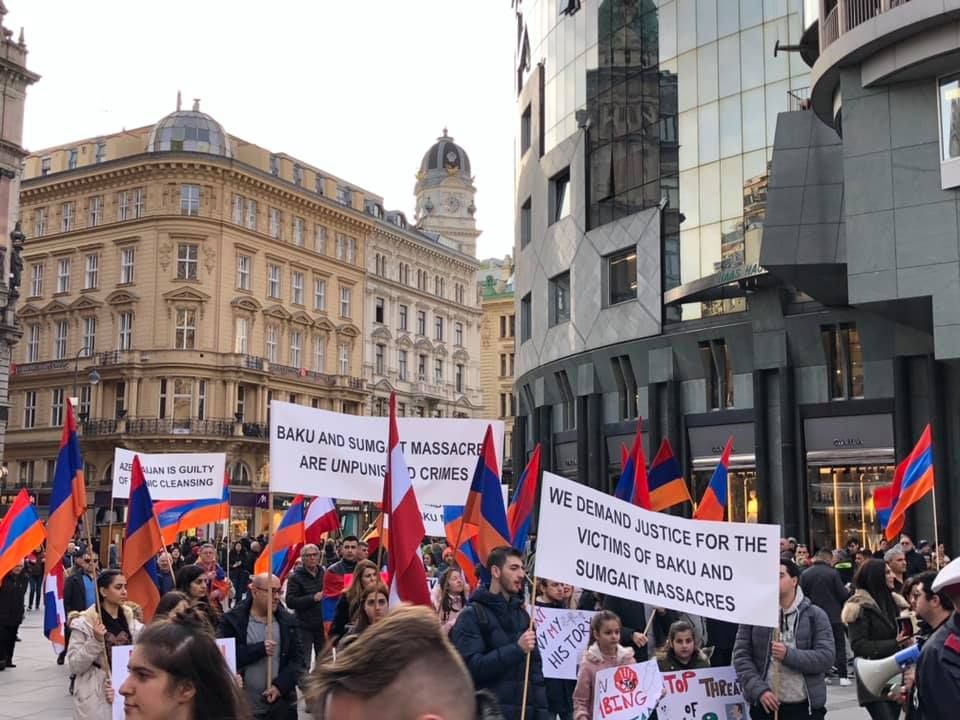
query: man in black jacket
[
  {"left": 0, "top": 563, "right": 28, "bottom": 670},
  {"left": 451, "top": 546, "right": 549, "bottom": 720},
  {"left": 218, "top": 573, "right": 304, "bottom": 720},
  {"left": 284, "top": 543, "right": 325, "bottom": 669},
  {"left": 900, "top": 534, "right": 929, "bottom": 578},
  {"left": 58, "top": 551, "right": 96, "bottom": 666},
  {"left": 800, "top": 548, "right": 852, "bottom": 686}
]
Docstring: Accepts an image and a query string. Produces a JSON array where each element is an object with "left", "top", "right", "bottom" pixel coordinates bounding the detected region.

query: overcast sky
[{"left": 5, "top": 1, "right": 518, "bottom": 260}]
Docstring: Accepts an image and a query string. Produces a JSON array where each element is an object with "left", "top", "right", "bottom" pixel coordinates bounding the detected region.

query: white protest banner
[
  {"left": 535, "top": 472, "right": 780, "bottom": 628},
  {"left": 535, "top": 606, "right": 595, "bottom": 679},
  {"left": 593, "top": 659, "right": 663, "bottom": 720},
  {"left": 112, "top": 448, "right": 225, "bottom": 501},
  {"left": 422, "top": 505, "right": 446, "bottom": 537},
  {"left": 112, "top": 639, "right": 237, "bottom": 719},
  {"left": 656, "top": 666, "right": 747, "bottom": 720},
  {"left": 269, "top": 401, "right": 504, "bottom": 505}
]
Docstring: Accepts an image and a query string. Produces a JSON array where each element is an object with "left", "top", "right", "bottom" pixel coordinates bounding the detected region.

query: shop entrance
[
  {"left": 692, "top": 468, "right": 759, "bottom": 523},
  {"left": 807, "top": 464, "right": 893, "bottom": 552}
]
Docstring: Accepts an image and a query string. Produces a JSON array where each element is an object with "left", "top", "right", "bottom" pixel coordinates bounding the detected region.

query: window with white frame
[
  {"left": 235, "top": 316, "right": 249, "bottom": 354},
  {"left": 455, "top": 322, "right": 463, "bottom": 346},
  {"left": 197, "top": 379, "right": 207, "bottom": 420},
  {"left": 54, "top": 320, "right": 68, "bottom": 359},
  {"left": 313, "top": 335, "right": 325, "bottom": 372},
  {"left": 95, "top": 141, "right": 106, "bottom": 163},
  {"left": 398, "top": 349, "right": 408, "bottom": 380},
  {"left": 30, "top": 263, "right": 43, "bottom": 297},
  {"left": 56, "top": 258, "right": 70, "bottom": 293},
  {"left": 118, "top": 311, "right": 133, "bottom": 350},
  {"left": 347, "top": 236, "right": 356, "bottom": 263},
  {"left": 120, "top": 247, "right": 135, "bottom": 284},
  {"left": 269, "top": 207, "right": 281, "bottom": 239},
  {"left": 84, "top": 254, "right": 99, "bottom": 289},
  {"left": 245, "top": 198, "right": 257, "bottom": 230},
  {"left": 418, "top": 353, "right": 427, "bottom": 381},
  {"left": 335, "top": 233, "right": 345, "bottom": 261},
  {"left": 68, "top": 149, "right": 78, "bottom": 169},
  {"left": 40, "top": 156, "right": 51, "bottom": 175},
  {"left": 267, "top": 264, "right": 281, "bottom": 298},
  {"left": 455, "top": 363, "right": 464, "bottom": 393},
  {"left": 313, "top": 277, "right": 326, "bottom": 310},
  {"left": 291, "top": 271, "right": 304, "bottom": 305},
  {"left": 290, "top": 330, "right": 302, "bottom": 367},
  {"left": 51, "top": 388, "right": 64, "bottom": 427},
  {"left": 232, "top": 194, "right": 244, "bottom": 224},
  {"left": 293, "top": 217, "right": 305, "bottom": 246},
  {"left": 339, "top": 286, "right": 351, "bottom": 318},
  {"left": 175, "top": 308, "right": 196, "bottom": 349},
  {"left": 61, "top": 202, "right": 74, "bottom": 232},
  {"left": 236, "top": 254, "right": 251, "bottom": 290},
  {"left": 34, "top": 207, "right": 46, "bottom": 237},
  {"left": 82, "top": 317, "right": 96, "bottom": 356},
  {"left": 176, "top": 243, "right": 198, "bottom": 280},
  {"left": 26, "top": 324, "right": 40, "bottom": 362},
  {"left": 133, "top": 187, "right": 145, "bottom": 218},
  {"left": 23, "top": 390, "right": 36, "bottom": 428},
  {"left": 88, "top": 196, "right": 103, "bottom": 227},
  {"left": 336, "top": 185, "right": 352, "bottom": 206},
  {"left": 314, "top": 225, "right": 327, "bottom": 254},
  {"left": 293, "top": 164, "right": 303, "bottom": 186},
  {"left": 180, "top": 184, "right": 200, "bottom": 216},
  {"left": 417, "top": 310, "right": 426, "bottom": 336},
  {"left": 265, "top": 325, "right": 278, "bottom": 362},
  {"left": 339, "top": 342, "right": 350, "bottom": 375},
  {"left": 118, "top": 190, "right": 130, "bottom": 221}
]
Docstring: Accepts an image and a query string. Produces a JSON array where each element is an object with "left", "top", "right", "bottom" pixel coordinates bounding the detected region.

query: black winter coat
[
  {"left": 0, "top": 571, "right": 27, "bottom": 626},
  {"left": 284, "top": 565, "right": 326, "bottom": 631},
  {"left": 451, "top": 589, "right": 549, "bottom": 720},
  {"left": 915, "top": 611, "right": 960, "bottom": 720},
  {"left": 63, "top": 569, "right": 90, "bottom": 616},
  {"left": 799, "top": 561, "right": 850, "bottom": 624},
  {"left": 217, "top": 598, "right": 305, "bottom": 701}
]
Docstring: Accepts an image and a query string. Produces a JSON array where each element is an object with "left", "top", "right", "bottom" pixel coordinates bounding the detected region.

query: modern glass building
[{"left": 513, "top": 0, "right": 959, "bottom": 551}]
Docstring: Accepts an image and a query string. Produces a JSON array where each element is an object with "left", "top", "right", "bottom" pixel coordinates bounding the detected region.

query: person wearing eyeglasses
[
  {"left": 59, "top": 552, "right": 98, "bottom": 668},
  {"left": 217, "top": 573, "right": 304, "bottom": 720}
]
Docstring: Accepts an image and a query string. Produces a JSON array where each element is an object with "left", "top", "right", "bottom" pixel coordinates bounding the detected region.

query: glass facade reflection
[
  {"left": 808, "top": 464, "right": 894, "bottom": 552},
  {"left": 518, "top": 0, "right": 808, "bottom": 318}
]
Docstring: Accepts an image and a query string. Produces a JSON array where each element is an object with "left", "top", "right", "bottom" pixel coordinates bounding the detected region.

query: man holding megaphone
[{"left": 913, "top": 557, "right": 960, "bottom": 719}]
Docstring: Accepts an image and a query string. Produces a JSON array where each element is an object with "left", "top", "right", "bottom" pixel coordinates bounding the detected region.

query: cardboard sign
[
  {"left": 594, "top": 659, "right": 663, "bottom": 720},
  {"left": 112, "top": 448, "right": 225, "bottom": 501},
  {"left": 535, "top": 606, "right": 595, "bottom": 679},
  {"left": 422, "top": 504, "right": 446, "bottom": 537},
  {"left": 111, "top": 638, "right": 236, "bottom": 719},
  {"left": 534, "top": 472, "right": 780, "bottom": 628},
  {"left": 656, "top": 666, "right": 748, "bottom": 720},
  {"left": 269, "top": 401, "right": 504, "bottom": 505}
]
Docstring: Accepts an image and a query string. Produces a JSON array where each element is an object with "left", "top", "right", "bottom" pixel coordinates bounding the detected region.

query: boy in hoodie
[
  {"left": 733, "top": 559, "right": 835, "bottom": 720},
  {"left": 572, "top": 610, "right": 635, "bottom": 720}
]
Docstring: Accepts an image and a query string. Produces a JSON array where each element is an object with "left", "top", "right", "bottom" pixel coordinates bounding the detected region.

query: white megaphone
[{"left": 854, "top": 644, "right": 921, "bottom": 698}]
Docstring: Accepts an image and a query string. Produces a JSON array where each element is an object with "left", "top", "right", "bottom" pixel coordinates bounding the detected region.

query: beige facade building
[
  {"left": 0, "top": 4, "right": 39, "bottom": 510},
  {"left": 8, "top": 101, "right": 485, "bottom": 535},
  {"left": 477, "top": 256, "right": 515, "bottom": 478}
]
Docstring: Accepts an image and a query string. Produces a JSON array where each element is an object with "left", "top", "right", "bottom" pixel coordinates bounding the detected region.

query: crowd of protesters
[{"left": 0, "top": 528, "right": 958, "bottom": 720}]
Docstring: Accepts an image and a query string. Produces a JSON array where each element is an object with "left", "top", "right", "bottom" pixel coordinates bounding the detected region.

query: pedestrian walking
[
  {"left": 24, "top": 548, "right": 43, "bottom": 610},
  {"left": 733, "top": 559, "right": 835, "bottom": 720},
  {"left": 0, "top": 562, "right": 28, "bottom": 670},
  {"left": 572, "top": 610, "right": 635, "bottom": 720},
  {"left": 842, "top": 558, "right": 912, "bottom": 720}
]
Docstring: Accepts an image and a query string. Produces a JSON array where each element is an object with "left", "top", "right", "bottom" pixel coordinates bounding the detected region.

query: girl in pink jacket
[{"left": 572, "top": 610, "right": 636, "bottom": 720}]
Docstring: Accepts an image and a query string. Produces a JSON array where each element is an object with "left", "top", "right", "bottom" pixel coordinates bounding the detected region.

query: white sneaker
[{"left": 839, "top": 678, "right": 852, "bottom": 687}]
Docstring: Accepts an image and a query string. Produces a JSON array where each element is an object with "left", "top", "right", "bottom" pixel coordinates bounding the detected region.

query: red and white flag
[
  {"left": 383, "top": 392, "right": 431, "bottom": 606},
  {"left": 305, "top": 496, "right": 339, "bottom": 545}
]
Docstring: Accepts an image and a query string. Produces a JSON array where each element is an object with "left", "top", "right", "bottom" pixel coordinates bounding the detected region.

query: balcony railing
[
  {"left": 81, "top": 419, "right": 118, "bottom": 436},
  {"left": 80, "top": 416, "right": 260, "bottom": 438},
  {"left": 788, "top": 86, "right": 811, "bottom": 111},
  {"left": 820, "top": 0, "right": 913, "bottom": 50}
]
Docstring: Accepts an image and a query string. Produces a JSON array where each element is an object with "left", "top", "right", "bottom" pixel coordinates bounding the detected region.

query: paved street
[{"left": 0, "top": 605, "right": 871, "bottom": 720}]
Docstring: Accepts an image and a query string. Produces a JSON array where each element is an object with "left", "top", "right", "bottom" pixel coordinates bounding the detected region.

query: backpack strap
[{"left": 472, "top": 603, "right": 493, "bottom": 649}]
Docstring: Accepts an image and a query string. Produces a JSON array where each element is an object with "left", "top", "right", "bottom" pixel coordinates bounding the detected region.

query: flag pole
[
  {"left": 931, "top": 482, "right": 941, "bottom": 571},
  {"left": 266, "top": 490, "right": 274, "bottom": 687},
  {"left": 80, "top": 497, "right": 113, "bottom": 679},
  {"left": 519, "top": 573, "right": 537, "bottom": 720}
]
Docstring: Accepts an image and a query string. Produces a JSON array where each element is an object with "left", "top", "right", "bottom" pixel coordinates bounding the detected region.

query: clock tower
[{"left": 414, "top": 128, "right": 480, "bottom": 257}]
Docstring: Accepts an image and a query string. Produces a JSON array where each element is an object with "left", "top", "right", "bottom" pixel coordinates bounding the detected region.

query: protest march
[{"left": 0, "top": 393, "right": 957, "bottom": 720}]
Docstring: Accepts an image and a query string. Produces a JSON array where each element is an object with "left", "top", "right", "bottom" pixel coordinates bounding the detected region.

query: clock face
[{"left": 444, "top": 194, "right": 462, "bottom": 213}]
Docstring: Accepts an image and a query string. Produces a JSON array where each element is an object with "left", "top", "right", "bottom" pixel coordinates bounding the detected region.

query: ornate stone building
[
  {"left": 9, "top": 101, "right": 387, "bottom": 534},
  {"left": 0, "top": 3, "right": 38, "bottom": 511},
  {"left": 477, "top": 256, "right": 515, "bottom": 478}
]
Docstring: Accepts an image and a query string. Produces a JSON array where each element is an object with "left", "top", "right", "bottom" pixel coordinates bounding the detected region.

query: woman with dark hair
[
  {"left": 175, "top": 565, "right": 219, "bottom": 630},
  {"left": 67, "top": 569, "right": 144, "bottom": 720},
  {"left": 228, "top": 541, "right": 249, "bottom": 606},
  {"left": 434, "top": 567, "right": 468, "bottom": 635},
  {"left": 329, "top": 559, "right": 379, "bottom": 644},
  {"left": 154, "top": 591, "right": 191, "bottom": 620},
  {"left": 338, "top": 582, "right": 389, "bottom": 649},
  {"left": 119, "top": 608, "right": 250, "bottom": 720},
  {"left": 842, "top": 558, "right": 912, "bottom": 720}
]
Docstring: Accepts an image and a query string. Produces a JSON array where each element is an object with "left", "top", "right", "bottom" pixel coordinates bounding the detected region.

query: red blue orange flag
[
  {"left": 154, "top": 472, "right": 230, "bottom": 546},
  {"left": 44, "top": 400, "right": 86, "bottom": 651},
  {"left": 462, "top": 425, "right": 511, "bottom": 562},
  {"left": 0, "top": 488, "right": 46, "bottom": 584},
  {"left": 648, "top": 438, "right": 692, "bottom": 511},
  {"left": 874, "top": 463, "right": 904, "bottom": 538},
  {"left": 884, "top": 424, "right": 935, "bottom": 542},
  {"left": 693, "top": 437, "right": 733, "bottom": 521},
  {"left": 507, "top": 443, "right": 541, "bottom": 553},
  {"left": 255, "top": 495, "right": 305, "bottom": 581},
  {"left": 614, "top": 419, "right": 651, "bottom": 509},
  {"left": 444, "top": 504, "right": 479, "bottom": 590},
  {"left": 122, "top": 455, "right": 164, "bottom": 622}
]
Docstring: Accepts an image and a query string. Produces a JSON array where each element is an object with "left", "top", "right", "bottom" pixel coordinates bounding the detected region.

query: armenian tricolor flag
[
  {"left": 0, "top": 488, "right": 46, "bottom": 583},
  {"left": 44, "top": 401, "right": 86, "bottom": 652},
  {"left": 693, "top": 437, "right": 733, "bottom": 521},
  {"left": 884, "top": 425, "right": 935, "bottom": 542},
  {"left": 155, "top": 474, "right": 230, "bottom": 546},
  {"left": 461, "top": 425, "right": 510, "bottom": 563},
  {"left": 648, "top": 438, "right": 692, "bottom": 511},
  {"left": 254, "top": 495, "right": 305, "bottom": 581},
  {"left": 507, "top": 443, "right": 541, "bottom": 553},
  {"left": 614, "top": 419, "right": 651, "bottom": 509},
  {"left": 122, "top": 455, "right": 164, "bottom": 622},
  {"left": 443, "top": 504, "right": 479, "bottom": 590}
]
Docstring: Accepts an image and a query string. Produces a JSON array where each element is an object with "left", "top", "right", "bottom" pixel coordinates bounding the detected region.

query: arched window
[
  {"left": 231, "top": 461, "right": 252, "bottom": 486},
  {"left": 102, "top": 463, "right": 113, "bottom": 484}
]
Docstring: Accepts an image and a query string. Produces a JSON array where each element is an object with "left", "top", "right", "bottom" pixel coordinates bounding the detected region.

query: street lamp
[{"left": 71, "top": 346, "right": 101, "bottom": 420}]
